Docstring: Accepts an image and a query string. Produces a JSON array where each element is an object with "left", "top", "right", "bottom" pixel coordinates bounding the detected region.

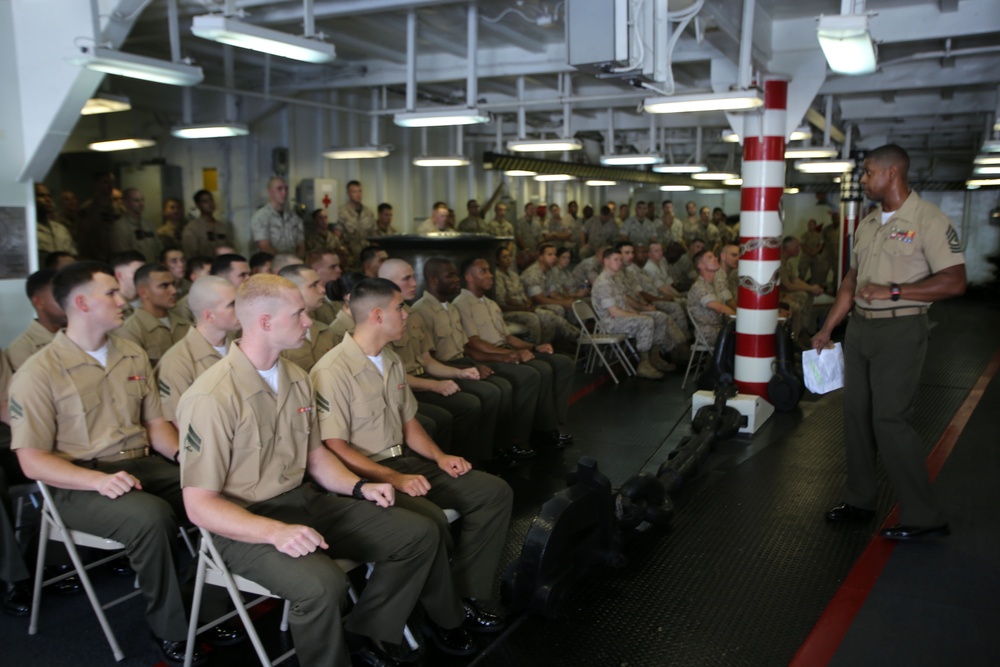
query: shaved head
[
  {"left": 188, "top": 276, "right": 236, "bottom": 324},
  {"left": 378, "top": 258, "right": 410, "bottom": 282},
  {"left": 866, "top": 143, "right": 910, "bottom": 175}
]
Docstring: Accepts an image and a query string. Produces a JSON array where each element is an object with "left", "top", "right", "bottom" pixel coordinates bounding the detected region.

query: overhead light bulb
[
  {"left": 80, "top": 93, "right": 131, "bottom": 115},
  {"left": 652, "top": 163, "right": 708, "bottom": 174},
  {"left": 585, "top": 180, "right": 617, "bottom": 186},
  {"left": 973, "top": 155, "right": 1000, "bottom": 165},
  {"left": 784, "top": 187, "right": 800, "bottom": 194},
  {"left": 691, "top": 171, "right": 739, "bottom": 181},
  {"left": 192, "top": 14, "right": 335, "bottom": 63},
  {"left": 817, "top": 14, "right": 878, "bottom": 75},
  {"left": 659, "top": 185, "right": 694, "bottom": 192},
  {"left": 795, "top": 159, "right": 856, "bottom": 173},
  {"left": 600, "top": 154, "right": 664, "bottom": 166},
  {"left": 412, "top": 155, "right": 470, "bottom": 167},
  {"left": 785, "top": 146, "right": 839, "bottom": 159},
  {"left": 171, "top": 122, "right": 249, "bottom": 139},
  {"left": 323, "top": 146, "right": 392, "bottom": 159},
  {"left": 394, "top": 107, "right": 490, "bottom": 127},
  {"left": 68, "top": 46, "right": 203, "bottom": 86},
  {"left": 973, "top": 165, "right": 1000, "bottom": 175},
  {"left": 88, "top": 138, "right": 157, "bottom": 152},
  {"left": 724, "top": 125, "right": 811, "bottom": 144},
  {"left": 966, "top": 178, "right": 1000, "bottom": 187},
  {"left": 723, "top": 178, "right": 743, "bottom": 186},
  {"left": 533, "top": 174, "right": 575, "bottom": 182},
  {"left": 507, "top": 138, "right": 583, "bottom": 152},
  {"left": 643, "top": 90, "right": 763, "bottom": 114},
  {"left": 504, "top": 169, "right": 537, "bottom": 176}
]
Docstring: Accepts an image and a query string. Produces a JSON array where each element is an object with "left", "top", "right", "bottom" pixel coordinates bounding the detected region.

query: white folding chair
[
  {"left": 682, "top": 310, "right": 716, "bottom": 389},
  {"left": 185, "top": 510, "right": 462, "bottom": 666},
  {"left": 10, "top": 481, "right": 40, "bottom": 542},
  {"left": 30, "top": 481, "right": 142, "bottom": 663},
  {"left": 571, "top": 300, "right": 636, "bottom": 383}
]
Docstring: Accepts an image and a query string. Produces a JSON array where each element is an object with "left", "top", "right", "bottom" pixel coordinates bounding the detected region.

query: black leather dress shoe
[
  {"left": 2, "top": 583, "right": 31, "bottom": 617},
  {"left": 349, "top": 643, "right": 393, "bottom": 667},
  {"left": 152, "top": 635, "right": 208, "bottom": 666},
  {"left": 825, "top": 503, "right": 876, "bottom": 522},
  {"left": 47, "top": 565, "right": 83, "bottom": 596},
  {"left": 509, "top": 442, "right": 537, "bottom": 459},
  {"left": 426, "top": 624, "right": 477, "bottom": 657},
  {"left": 880, "top": 523, "right": 950, "bottom": 540},
  {"left": 535, "top": 430, "right": 573, "bottom": 449},
  {"left": 203, "top": 620, "right": 246, "bottom": 646},
  {"left": 462, "top": 598, "right": 505, "bottom": 633}
]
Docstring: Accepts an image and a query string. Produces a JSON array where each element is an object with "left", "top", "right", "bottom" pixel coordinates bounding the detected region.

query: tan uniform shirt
[
  {"left": 311, "top": 334, "right": 418, "bottom": 459},
  {"left": 178, "top": 344, "right": 320, "bottom": 508},
  {"left": 415, "top": 219, "right": 446, "bottom": 235},
  {"left": 9, "top": 333, "right": 160, "bottom": 461},
  {"left": 156, "top": 327, "right": 228, "bottom": 423},
  {"left": 115, "top": 308, "right": 191, "bottom": 366},
  {"left": 452, "top": 290, "right": 508, "bottom": 348},
  {"left": 7, "top": 320, "right": 57, "bottom": 371},
  {"left": 458, "top": 216, "right": 487, "bottom": 233},
  {"left": 392, "top": 305, "right": 432, "bottom": 376},
  {"left": 487, "top": 219, "right": 514, "bottom": 238},
  {"left": 182, "top": 217, "right": 234, "bottom": 258},
  {"left": 412, "top": 293, "right": 468, "bottom": 363},
  {"left": 852, "top": 191, "right": 965, "bottom": 310},
  {"left": 0, "top": 349, "right": 11, "bottom": 405},
  {"left": 111, "top": 215, "right": 162, "bottom": 263},
  {"left": 327, "top": 309, "right": 355, "bottom": 347},
  {"left": 171, "top": 295, "right": 193, "bottom": 324},
  {"left": 336, "top": 202, "right": 376, "bottom": 259},
  {"left": 372, "top": 224, "right": 400, "bottom": 237},
  {"left": 281, "top": 320, "right": 336, "bottom": 372},
  {"left": 36, "top": 219, "right": 77, "bottom": 256}
]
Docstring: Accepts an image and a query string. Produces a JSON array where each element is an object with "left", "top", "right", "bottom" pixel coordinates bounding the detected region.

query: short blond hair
[{"left": 235, "top": 274, "right": 298, "bottom": 325}]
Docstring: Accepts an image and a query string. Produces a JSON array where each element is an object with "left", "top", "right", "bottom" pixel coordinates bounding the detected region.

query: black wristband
[
  {"left": 352, "top": 478, "right": 369, "bottom": 500},
  {"left": 890, "top": 283, "right": 902, "bottom": 301}
]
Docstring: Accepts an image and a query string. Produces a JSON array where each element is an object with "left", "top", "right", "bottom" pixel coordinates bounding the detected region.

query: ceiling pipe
[
  {"left": 606, "top": 107, "right": 615, "bottom": 154},
  {"left": 737, "top": 0, "right": 755, "bottom": 90},
  {"left": 562, "top": 73, "right": 572, "bottom": 138},
  {"left": 371, "top": 88, "right": 380, "bottom": 144},
  {"left": 467, "top": 3, "right": 478, "bottom": 107},
  {"left": 824, "top": 94, "right": 833, "bottom": 146},
  {"left": 303, "top": 0, "right": 316, "bottom": 37},
  {"left": 405, "top": 9, "right": 417, "bottom": 111},
  {"left": 516, "top": 76, "right": 527, "bottom": 139}
]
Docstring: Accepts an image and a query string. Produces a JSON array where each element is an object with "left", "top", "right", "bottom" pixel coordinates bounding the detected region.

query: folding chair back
[
  {"left": 30, "top": 481, "right": 141, "bottom": 662},
  {"left": 571, "top": 300, "right": 635, "bottom": 384},
  {"left": 682, "top": 310, "right": 716, "bottom": 389}
]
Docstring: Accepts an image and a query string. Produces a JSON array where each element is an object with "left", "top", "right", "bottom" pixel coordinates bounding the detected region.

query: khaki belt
[
  {"left": 95, "top": 446, "right": 151, "bottom": 463},
  {"left": 370, "top": 445, "right": 403, "bottom": 463},
  {"left": 854, "top": 306, "right": 928, "bottom": 320}
]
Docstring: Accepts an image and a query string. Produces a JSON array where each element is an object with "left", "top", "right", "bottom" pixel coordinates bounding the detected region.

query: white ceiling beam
[
  {"left": 820, "top": 54, "right": 1000, "bottom": 95},
  {"left": 242, "top": 0, "right": 457, "bottom": 25},
  {"left": 479, "top": 18, "right": 547, "bottom": 54},
  {"left": 839, "top": 91, "right": 997, "bottom": 120},
  {"left": 699, "top": 0, "right": 771, "bottom": 71}
]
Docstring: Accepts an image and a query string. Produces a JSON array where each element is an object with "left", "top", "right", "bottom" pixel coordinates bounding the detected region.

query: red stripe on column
[
  {"left": 736, "top": 380, "right": 769, "bottom": 397},
  {"left": 738, "top": 243, "right": 781, "bottom": 262},
  {"left": 741, "top": 187, "right": 784, "bottom": 212},
  {"left": 743, "top": 137, "right": 785, "bottom": 161},
  {"left": 737, "top": 290, "right": 781, "bottom": 311},
  {"left": 735, "top": 333, "right": 775, "bottom": 358},
  {"left": 764, "top": 78, "right": 788, "bottom": 110}
]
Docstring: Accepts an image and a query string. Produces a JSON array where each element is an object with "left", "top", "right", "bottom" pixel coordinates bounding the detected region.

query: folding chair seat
[
  {"left": 29, "top": 481, "right": 142, "bottom": 662},
  {"left": 682, "top": 310, "right": 716, "bottom": 389},
  {"left": 571, "top": 300, "right": 636, "bottom": 383}
]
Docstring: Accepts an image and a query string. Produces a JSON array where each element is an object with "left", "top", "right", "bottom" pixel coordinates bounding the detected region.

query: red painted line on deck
[
  {"left": 569, "top": 373, "right": 612, "bottom": 405},
  {"left": 789, "top": 345, "right": 1000, "bottom": 667}
]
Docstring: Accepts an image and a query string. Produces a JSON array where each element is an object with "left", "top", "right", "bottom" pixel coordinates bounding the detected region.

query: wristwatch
[
  {"left": 352, "top": 478, "right": 369, "bottom": 500},
  {"left": 890, "top": 283, "right": 901, "bottom": 301}
]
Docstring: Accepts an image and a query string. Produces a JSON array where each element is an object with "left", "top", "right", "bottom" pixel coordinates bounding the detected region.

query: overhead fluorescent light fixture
[
  {"left": 973, "top": 165, "right": 1000, "bottom": 175},
  {"left": 966, "top": 178, "right": 1000, "bottom": 187},
  {"left": 507, "top": 138, "right": 583, "bottom": 152},
  {"left": 643, "top": 89, "right": 763, "bottom": 114},
  {"left": 982, "top": 140, "right": 1000, "bottom": 153},
  {"left": 533, "top": 174, "right": 575, "bottom": 182},
  {"left": 171, "top": 122, "right": 249, "bottom": 139},
  {"left": 88, "top": 138, "right": 157, "bottom": 152},
  {"left": 394, "top": 107, "right": 490, "bottom": 128},
  {"left": 323, "top": 146, "right": 391, "bottom": 159},
  {"left": 68, "top": 46, "right": 203, "bottom": 86},
  {"left": 80, "top": 93, "right": 131, "bottom": 115},
  {"left": 723, "top": 178, "right": 744, "bottom": 186},
  {"left": 973, "top": 155, "right": 1000, "bottom": 165},
  {"left": 600, "top": 154, "right": 664, "bottom": 166},
  {"left": 192, "top": 14, "right": 335, "bottom": 63},
  {"left": 691, "top": 171, "right": 739, "bottom": 181},
  {"left": 660, "top": 185, "right": 694, "bottom": 192},
  {"left": 784, "top": 187, "right": 801, "bottom": 194},
  {"left": 785, "top": 146, "right": 839, "bottom": 159},
  {"left": 585, "top": 180, "right": 617, "bottom": 186},
  {"left": 412, "top": 155, "right": 470, "bottom": 167},
  {"left": 652, "top": 163, "right": 708, "bottom": 174},
  {"left": 817, "top": 14, "right": 877, "bottom": 75},
  {"left": 504, "top": 169, "right": 537, "bottom": 176},
  {"left": 696, "top": 188, "right": 728, "bottom": 194},
  {"left": 724, "top": 126, "right": 812, "bottom": 143},
  {"left": 795, "top": 159, "right": 856, "bottom": 173},
  {"left": 833, "top": 176, "right": 842, "bottom": 183}
]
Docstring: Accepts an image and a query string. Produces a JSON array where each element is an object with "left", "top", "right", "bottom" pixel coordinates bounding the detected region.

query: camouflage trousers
[
  {"left": 653, "top": 300, "right": 690, "bottom": 341},
  {"left": 503, "top": 310, "right": 580, "bottom": 345},
  {"left": 601, "top": 314, "right": 655, "bottom": 352},
  {"left": 798, "top": 253, "right": 827, "bottom": 286},
  {"left": 781, "top": 291, "right": 814, "bottom": 341}
]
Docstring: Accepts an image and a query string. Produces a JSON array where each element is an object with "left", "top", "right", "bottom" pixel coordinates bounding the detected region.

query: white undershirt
[
  {"left": 85, "top": 342, "right": 109, "bottom": 367},
  {"left": 158, "top": 316, "right": 171, "bottom": 328},
  {"left": 881, "top": 211, "right": 894, "bottom": 225},
  {"left": 212, "top": 344, "right": 227, "bottom": 357},
  {"left": 367, "top": 353, "right": 385, "bottom": 375},
  {"left": 305, "top": 327, "right": 312, "bottom": 342},
  {"left": 258, "top": 362, "right": 280, "bottom": 393}
]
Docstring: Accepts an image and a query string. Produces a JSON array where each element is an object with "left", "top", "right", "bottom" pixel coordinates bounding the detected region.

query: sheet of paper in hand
[{"left": 802, "top": 343, "right": 845, "bottom": 395}]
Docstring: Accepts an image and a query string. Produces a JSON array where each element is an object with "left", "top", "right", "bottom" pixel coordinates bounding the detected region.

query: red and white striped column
[{"left": 735, "top": 77, "right": 787, "bottom": 399}]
